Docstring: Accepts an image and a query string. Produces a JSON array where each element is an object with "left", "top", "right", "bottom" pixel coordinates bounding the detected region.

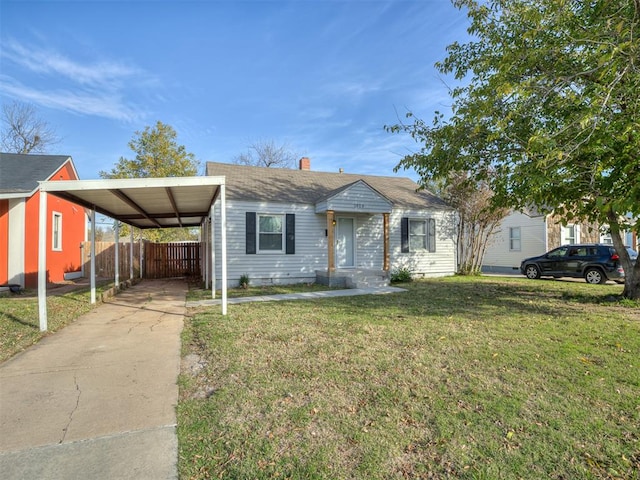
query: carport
[{"left": 36, "top": 176, "right": 227, "bottom": 331}]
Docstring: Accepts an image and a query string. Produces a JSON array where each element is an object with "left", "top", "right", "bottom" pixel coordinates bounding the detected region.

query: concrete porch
[{"left": 316, "top": 268, "right": 390, "bottom": 289}]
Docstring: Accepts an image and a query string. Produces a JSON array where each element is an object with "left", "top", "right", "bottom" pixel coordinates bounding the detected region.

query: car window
[{"left": 548, "top": 247, "right": 568, "bottom": 258}]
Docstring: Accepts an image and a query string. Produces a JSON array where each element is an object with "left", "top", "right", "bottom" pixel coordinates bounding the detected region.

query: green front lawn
[
  {"left": 178, "top": 276, "right": 640, "bottom": 479},
  {"left": 0, "top": 282, "right": 112, "bottom": 362}
]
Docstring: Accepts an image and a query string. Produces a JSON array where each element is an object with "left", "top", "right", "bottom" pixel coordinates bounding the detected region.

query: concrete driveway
[{"left": 0, "top": 279, "right": 186, "bottom": 480}]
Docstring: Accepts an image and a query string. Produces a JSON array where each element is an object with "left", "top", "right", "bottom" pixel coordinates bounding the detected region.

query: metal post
[
  {"left": 114, "top": 220, "right": 119, "bottom": 288},
  {"left": 211, "top": 204, "right": 216, "bottom": 299},
  {"left": 220, "top": 183, "right": 227, "bottom": 315},
  {"left": 38, "top": 190, "right": 47, "bottom": 331},
  {"left": 204, "top": 218, "right": 209, "bottom": 289},
  {"left": 130, "top": 227, "right": 134, "bottom": 280},
  {"left": 90, "top": 209, "right": 96, "bottom": 304}
]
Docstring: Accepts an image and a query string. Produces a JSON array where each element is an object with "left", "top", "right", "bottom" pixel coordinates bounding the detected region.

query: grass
[
  {"left": 186, "top": 282, "right": 336, "bottom": 301},
  {"left": 178, "top": 276, "right": 640, "bottom": 479},
  {"left": 0, "top": 281, "right": 112, "bottom": 362}
]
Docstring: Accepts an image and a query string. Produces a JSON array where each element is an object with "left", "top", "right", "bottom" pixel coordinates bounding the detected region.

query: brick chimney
[{"left": 299, "top": 157, "right": 311, "bottom": 170}]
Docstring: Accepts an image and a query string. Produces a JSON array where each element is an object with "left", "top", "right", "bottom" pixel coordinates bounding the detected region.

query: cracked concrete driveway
[{"left": 0, "top": 279, "right": 185, "bottom": 480}]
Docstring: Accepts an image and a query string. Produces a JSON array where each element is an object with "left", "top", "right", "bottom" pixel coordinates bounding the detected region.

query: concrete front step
[
  {"left": 346, "top": 277, "right": 389, "bottom": 289},
  {"left": 316, "top": 269, "right": 390, "bottom": 289}
]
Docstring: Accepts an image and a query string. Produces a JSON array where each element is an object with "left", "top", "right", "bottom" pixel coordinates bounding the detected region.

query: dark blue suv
[{"left": 520, "top": 244, "right": 626, "bottom": 284}]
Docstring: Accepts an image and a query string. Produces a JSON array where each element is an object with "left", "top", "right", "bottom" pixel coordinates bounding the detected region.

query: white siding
[
  {"left": 211, "top": 201, "right": 456, "bottom": 288},
  {"left": 316, "top": 181, "right": 392, "bottom": 214},
  {"left": 482, "top": 211, "right": 547, "bottom": 273},
  {"left": 7, "top": 198, "right": 25, "bottom": 287},
  {"left": 389, "top": 208, "right": 457, "bottom": 278},
  {"left": 212, "top": 200, "right": 327, "bottom": 287}
]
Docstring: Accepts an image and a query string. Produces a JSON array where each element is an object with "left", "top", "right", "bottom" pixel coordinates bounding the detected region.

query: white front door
[{"left": 335, "top": 217, "right": 355, "bottom": 268}]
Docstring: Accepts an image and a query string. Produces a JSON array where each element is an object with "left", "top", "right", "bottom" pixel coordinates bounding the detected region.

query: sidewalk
[
  {"left": 0, "top": 279, "right": 186, "bottom": 480},
  {"left": 185, "top": 285, "right": 407, "bottom": 307}
]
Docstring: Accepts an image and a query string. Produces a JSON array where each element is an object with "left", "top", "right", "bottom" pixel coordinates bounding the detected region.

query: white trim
[
  {"left": 40, "top": 175, "right": 227, "bottom": 192},
  {"left": 409, "top": 218, "right": 428, "bottom": 251},
  {"left": 7, "top": 198, "right": 25, "bottom": 287},
  {"left": 220, "top": 183, "right": 228, "bottom": 316},
  {"left": 90, "top": 209, "right": 96, "bottom": 304},
  {"left": 38, "top": 191, "right": 47, "bottom": 331},
  {"left": 52, "top": 211, "right": 63, "bottom": 251},
  {"left": 257, "top": 213, "right": 285, "bottom": 254},
  {"left": 509, "top": 226, "right": 521, "bottom": 251}
]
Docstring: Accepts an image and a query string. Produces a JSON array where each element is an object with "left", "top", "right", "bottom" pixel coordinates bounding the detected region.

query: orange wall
[
  {"left": 0, "top": 200, "right": 8, "bottom": 285},
  {"left": 23, "top": 162, "right": 86, "bottom": 287}
]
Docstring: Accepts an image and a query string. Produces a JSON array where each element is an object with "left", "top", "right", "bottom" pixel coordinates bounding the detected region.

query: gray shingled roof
[
  {"left": 206, "top": 162, "right": 450, "bottom": 210},
  {"left": 0, "top": 153, "right": 73, "bottom": 195}
]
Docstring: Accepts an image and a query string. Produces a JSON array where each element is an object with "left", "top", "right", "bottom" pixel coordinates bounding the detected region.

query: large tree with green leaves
[
  {"left": 100, "top": 121, "right": 201, "bottom": 242},
  {"left": 388, "top": 0, "right": 640, "bottom": 298}
]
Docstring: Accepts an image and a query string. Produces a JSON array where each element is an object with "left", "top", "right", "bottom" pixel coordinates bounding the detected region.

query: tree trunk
[{"left": 607, "top": 211, "right": 639, "bottom": 299}]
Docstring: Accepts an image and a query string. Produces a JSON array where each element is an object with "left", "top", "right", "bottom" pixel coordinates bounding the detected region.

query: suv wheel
[
  {"left": 585, "top": 268, "right": 606, "bottom": 285},
  {"left": 525, "top": 264, "right": 540, "bottom": 279}
]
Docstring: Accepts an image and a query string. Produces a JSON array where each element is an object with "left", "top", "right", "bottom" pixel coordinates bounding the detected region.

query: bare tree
[
  {"left": 1, "top": 101, "right": 60, "bottom": 154},
  {"left": 442, "top": 171, "right": 508, "bottom": 275},
  {"left": 233, "top": 139, "right": 299, "bottom": 168}
]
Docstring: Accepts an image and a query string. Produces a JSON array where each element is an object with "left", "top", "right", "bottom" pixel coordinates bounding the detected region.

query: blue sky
[{"left": 0, "top": 0, "right": 470, "bottom": 182}]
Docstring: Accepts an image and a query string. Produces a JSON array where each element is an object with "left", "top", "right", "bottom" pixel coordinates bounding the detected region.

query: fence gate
[
  {"left": 143, "top": 242, "right": 201, "bottom": 279},
  {"left": 82, "top": 241, "right": 201, "bottom": 280}
]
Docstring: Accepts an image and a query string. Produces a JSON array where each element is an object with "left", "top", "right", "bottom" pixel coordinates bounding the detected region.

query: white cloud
[
  {"left": 0, "top": 39, "right": 154, "bottom": 122},
  {"left": 2, "top": 39, "right": 143, "bottom": 88}
]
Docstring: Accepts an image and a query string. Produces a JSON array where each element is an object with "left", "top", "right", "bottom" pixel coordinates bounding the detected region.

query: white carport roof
[
  {"left": 39, "top": 176, "right": 226, "bottom": 229},
  {"left": 36, "top": 176, "right": 228, "bottom": 331}
]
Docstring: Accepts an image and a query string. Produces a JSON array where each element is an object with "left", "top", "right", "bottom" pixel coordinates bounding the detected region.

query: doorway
[{"left": 335, "top": 217, "right": 355, "bottom": 268}]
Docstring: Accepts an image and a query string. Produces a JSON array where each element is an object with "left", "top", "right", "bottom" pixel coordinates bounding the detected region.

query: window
[
  {"left": 52, "top": 212, "right": 62, "bottom": 251},
  {"left": 561, "top": 225, "right": 577, "bottom": 245},
  {"left": 409, "top": 220, "right": 426, "bottom": 250},
  {"left": 509, "top": 227, "right": 521, "bottom": 251},
  {"left": 258, "top": 214, "right": 284, "bottom": 252},
  {"left": 401, "top": 217, "right": 436, "bottom": 253},
  {"left": 246, "top": 212, "right": 295, "bottom": 255},
  {"left": 547, "top": 246, "right": 568, "bottom": 258}
]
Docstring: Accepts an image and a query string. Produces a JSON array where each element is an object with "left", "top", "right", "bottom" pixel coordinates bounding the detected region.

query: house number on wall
[{"left": 353, "top": 203, "right": 366, "bottom": 209}]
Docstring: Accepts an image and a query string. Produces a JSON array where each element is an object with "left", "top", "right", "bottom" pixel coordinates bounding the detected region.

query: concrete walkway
[
  {"left": 0, "top": 279, "right": 186, "bottom": 480},
  {"left": 186, "top": 285, "right": 407, "bottom": 307}
]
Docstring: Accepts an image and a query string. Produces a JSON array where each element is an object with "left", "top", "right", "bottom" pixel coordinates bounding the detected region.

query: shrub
[
  {"left": 390, "top": 267, "right": 413, "bottom": 283},
  {"left": 239, "top": 273, "right": 250, "bottom": 289}
]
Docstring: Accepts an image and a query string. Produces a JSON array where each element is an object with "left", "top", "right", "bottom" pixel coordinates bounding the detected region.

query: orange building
[{"left": 0, "top": 153, "right": 86, "bottom": 289}]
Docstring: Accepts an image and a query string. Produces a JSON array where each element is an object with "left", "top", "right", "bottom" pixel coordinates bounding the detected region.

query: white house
[
  {"left": 482, "top": 208, "right": 601, "bottom": 274},
  {"left": 205, "top": 159, "right": 456, "bottom": 288}
]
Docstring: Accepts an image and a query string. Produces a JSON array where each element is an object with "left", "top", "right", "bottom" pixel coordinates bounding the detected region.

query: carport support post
[
  {"left": 114, "top": 220, "right": 119, "bottom": 288},
  {"left": 38, "top": 190, "right": 48, "bottom": 331},
  {"left": 220, "top": 183, "right": 227, "bottom": 315},
  {"left": 204, "top": 218, "right": 209, "bottom": 289},
  {"left": 202, "top": 222, "right": 206, "bottom": 284},
  {"left": 211, "top": 204, "right": 216, "bottom": 299},
  {"left": 90, "top": 209, "right": 96, "bottom": 304},
  {"left": 129, "top": 228, "right": 134, "bottom": 280}
]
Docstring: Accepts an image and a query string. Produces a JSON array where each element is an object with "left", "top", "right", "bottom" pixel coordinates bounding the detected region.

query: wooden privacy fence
[
  {"left": 82, "top": 241, "right": 200, "bottom": 279},
  {"left": 144, "top": 242, "right": 201, "bottom": 279},
  {"left": 82, "top": 242, "right": 141, "bottom": 279}
]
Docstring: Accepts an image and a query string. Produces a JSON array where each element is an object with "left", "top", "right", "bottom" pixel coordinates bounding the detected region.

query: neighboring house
[
  {"left": 0, "top": 153, "right": 86, "bottom": 288},
  {"left": 482, "top": 208, "right": 600, "bottom": 274},
  {"left": 205, "top": 159, "right": 456, "bottom": 288}
]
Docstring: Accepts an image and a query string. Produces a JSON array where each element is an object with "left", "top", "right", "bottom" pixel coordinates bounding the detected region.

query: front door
[{"left": 335, "top": 217, "right": 355, "bottom": 268}]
